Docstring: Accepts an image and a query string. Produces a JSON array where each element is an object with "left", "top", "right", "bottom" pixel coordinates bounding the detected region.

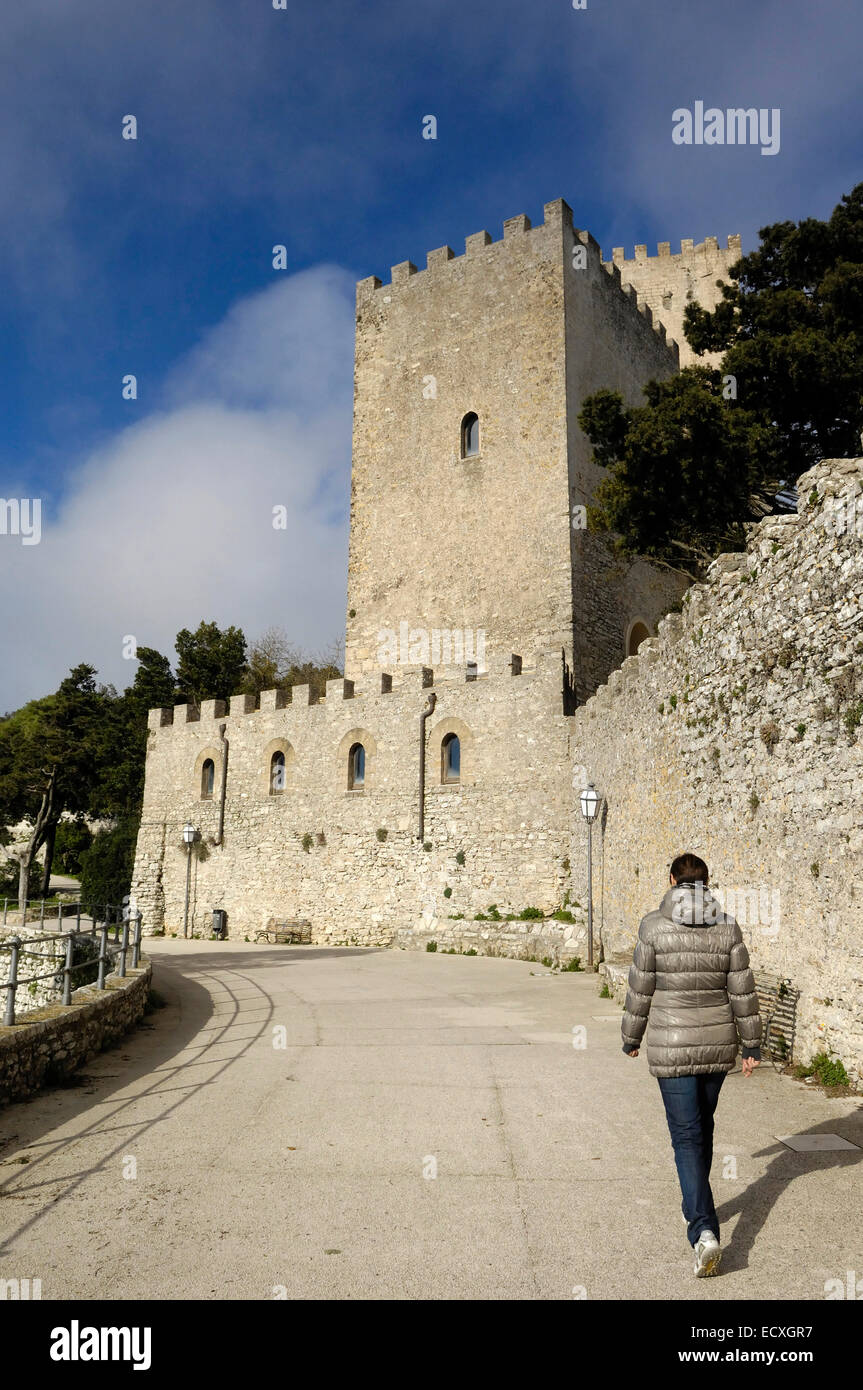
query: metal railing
[
  {"left": 1, "top": 897, "right": 122, "bottom": 929},
  {"left": 1, "top": 908, "right": 144, "bottom": 1026}
]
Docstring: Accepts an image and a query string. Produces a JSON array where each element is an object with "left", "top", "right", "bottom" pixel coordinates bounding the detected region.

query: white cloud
[{"left": 0, "top": 266, "right": 355, "bottom": 709}]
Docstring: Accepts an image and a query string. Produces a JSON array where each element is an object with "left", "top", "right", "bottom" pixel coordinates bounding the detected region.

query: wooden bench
[
  {"left": 254, "top": 919, "right": 312, "bottom": 945},
  {"left": 754, "top": 970, "right": 800, "bottom": 1063}
]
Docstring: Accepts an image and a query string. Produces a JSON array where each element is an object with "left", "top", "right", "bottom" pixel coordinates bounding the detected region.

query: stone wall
[
  {"left": 132, "top": 651, "right": 585, "bottom": 949},
  {"left": 0, "top": 926, "right": 103, "bottom": 1015},
  {"left": 568, "top": 456, "right": 863, "bottom": 1084},
  {"left": 0, "top": 958, "right": 151, "bottom": 1106},
  {"left": 604, "top": 235, "right": 742, "bottom": 368}
]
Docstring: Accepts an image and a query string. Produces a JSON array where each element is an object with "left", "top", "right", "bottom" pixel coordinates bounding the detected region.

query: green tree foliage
[
  {"left": 53, "top": 819, "right": 94, "bottom": 875},
  {"left": 175, "top": 621, "right": 248, "bottom": 706},
  {"left": 579, "top": 182, "right": 863, "bottom": 575},
  {"left": 127, "top": 646, "right": 175, "bottom": 717},
  {"left": 79, "top": 818, "right": 139, "bottom": 910},
  {"left": 579, "top": 373, "right": 782, "bottom": 572},
  {"left": 0, "top": 665, "right": 111, "bottom": 908},
  {"left": 94, "top": 646, "right": 175, "bottom": 817}
]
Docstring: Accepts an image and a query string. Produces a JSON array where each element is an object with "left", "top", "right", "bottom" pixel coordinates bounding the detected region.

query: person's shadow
[{"left": 715, "top": 1098, "right": 863, "bottom": 1274}]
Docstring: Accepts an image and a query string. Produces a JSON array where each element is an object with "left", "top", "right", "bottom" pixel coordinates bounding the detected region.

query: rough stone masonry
[{"left": 571, "top": 456, "right": 863, "bottom": 1085}]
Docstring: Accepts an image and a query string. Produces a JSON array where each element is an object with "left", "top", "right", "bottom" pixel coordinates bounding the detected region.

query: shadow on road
[
  {"left": 715, "top": 1097, "right": 863, "bottom": 1279},
  {"left": 167, "top": 945, "right": 382, "bottom": 976},
  {"left": 0, "top": 944, "right": 304, "bottom": 1256}
]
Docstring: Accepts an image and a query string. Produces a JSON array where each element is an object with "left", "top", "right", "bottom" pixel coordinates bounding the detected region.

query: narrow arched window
[
  {"left": 461, "top": 412, "right": 480, "bottom": 458},
  {"left": 627, "top": 621, "right": 650, "bottom": 656},
  {"left": 270, "top": 750, "right": 286, "bottom": 794},
  {"left": 201, "top": 758, "right": 215, "bottom": 799},
  {"left": 348, "top": 742, "right": 365, "bottom": 790},
  {"left": 441, "top": 732, "right": 460, "bottom": 784}
]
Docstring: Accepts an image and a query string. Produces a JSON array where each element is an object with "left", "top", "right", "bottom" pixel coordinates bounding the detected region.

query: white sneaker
[{"left": 693, "top": 1231, "right": 722, "bottom": 1278}]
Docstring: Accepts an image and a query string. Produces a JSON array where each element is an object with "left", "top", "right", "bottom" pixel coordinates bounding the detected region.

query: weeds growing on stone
[{"left": 794, "top": 1051, "right": 850, "bottom": 1088}]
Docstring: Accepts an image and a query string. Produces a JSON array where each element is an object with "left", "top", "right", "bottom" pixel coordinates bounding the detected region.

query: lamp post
[
  {"left": 182, "top": 822, "right": 197, "bottom": 939},
  {"left": 579, "top": 784, "right": 601, "bottom": 971}
]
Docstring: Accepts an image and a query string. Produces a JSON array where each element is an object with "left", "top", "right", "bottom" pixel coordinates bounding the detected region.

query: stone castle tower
[{"left": 345, "top": 199, "right": 740, "bottom": 701}]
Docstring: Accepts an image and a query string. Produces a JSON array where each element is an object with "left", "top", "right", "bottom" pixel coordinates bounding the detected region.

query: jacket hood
[{"left": 659, "top": 882, "right": 729, "bottom": 927}]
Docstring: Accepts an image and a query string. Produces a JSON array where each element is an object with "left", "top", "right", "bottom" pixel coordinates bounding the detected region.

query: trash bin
[{"left": 212, "top": 909, "right": 228, "bottom": 940}]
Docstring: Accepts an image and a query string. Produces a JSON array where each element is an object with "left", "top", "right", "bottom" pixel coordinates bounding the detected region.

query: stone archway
[{"left": 626, "top": 619, "right": 651, "bottom": 656}]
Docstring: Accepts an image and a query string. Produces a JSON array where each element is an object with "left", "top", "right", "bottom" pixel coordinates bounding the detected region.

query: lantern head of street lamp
[
  {"left": 579, "top": 784, "right": 600, "bottom": 824},
  {"left": 183, "top": 821, "right": 197, "bottom": 845}
]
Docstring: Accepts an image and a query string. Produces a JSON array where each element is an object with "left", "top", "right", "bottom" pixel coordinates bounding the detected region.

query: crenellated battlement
[
  {"left": 356, "top": 198, "right": 572, "bottom": 303},
  {"left": 605, "top": 234, "right": 742, "bottom": 265},
  {"left": 146, "top": 650, "right": 560, "bottom": 736}
]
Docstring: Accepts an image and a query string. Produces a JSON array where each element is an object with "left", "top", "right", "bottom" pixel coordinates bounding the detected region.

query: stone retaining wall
[
  {"left": 0, "top": 958, "right": 152, "bottom": 1106},
  {"left": 394, "top": 912, "right": 588, "bottom": 964},
  {"left": 0, "top": 927, "right": 103, "bottom": 1015}
]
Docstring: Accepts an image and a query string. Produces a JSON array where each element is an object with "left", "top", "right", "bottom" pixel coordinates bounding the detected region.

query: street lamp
[
  {"left": 182, "top": 822, "right": 198, "bottom": 939},
  {"left": 579, "top": 784, "right": 601, "bottom": 971}
]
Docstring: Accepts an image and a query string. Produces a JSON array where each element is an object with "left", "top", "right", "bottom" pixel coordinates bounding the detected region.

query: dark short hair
[{"left": 670, "top": 852, "right": 709, "bottom": 884}]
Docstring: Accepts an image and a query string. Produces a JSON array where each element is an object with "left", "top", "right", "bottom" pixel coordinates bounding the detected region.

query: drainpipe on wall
[
  {"left": 417, "top": 692, "right": 437, "bottom": 842},
  {"left": 213, "top": 722, "right": 229, "bottom": 847}
]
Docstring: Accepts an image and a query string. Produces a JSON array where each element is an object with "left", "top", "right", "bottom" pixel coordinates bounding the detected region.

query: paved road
[{"left": 1, "top": 940, "right": 861, "bottom": 1300}]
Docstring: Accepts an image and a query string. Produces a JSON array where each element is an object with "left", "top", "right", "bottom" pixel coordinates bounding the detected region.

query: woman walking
[{"left": 621, "top": 852, "right": 762, "bottom": 1277}]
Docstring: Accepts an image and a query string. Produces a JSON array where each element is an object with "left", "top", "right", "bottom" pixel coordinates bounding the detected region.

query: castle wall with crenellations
[{"left": 131, "top": 651, "right": 587, "bottom": 958}]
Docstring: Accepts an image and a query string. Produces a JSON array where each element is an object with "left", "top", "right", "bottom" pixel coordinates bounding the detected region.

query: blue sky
[{"left": 1, "top": 0, "right": 861, "bottom": 708}]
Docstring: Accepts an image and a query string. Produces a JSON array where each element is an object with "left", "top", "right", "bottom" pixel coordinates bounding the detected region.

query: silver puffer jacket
[{"left": 621, "top": 882, "right": 762, "bottom": 1077}]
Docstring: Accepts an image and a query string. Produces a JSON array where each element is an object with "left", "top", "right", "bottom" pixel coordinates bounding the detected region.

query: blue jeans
[{"left": 657, "top": 1073, "right": 725, "bottom": 1246}]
